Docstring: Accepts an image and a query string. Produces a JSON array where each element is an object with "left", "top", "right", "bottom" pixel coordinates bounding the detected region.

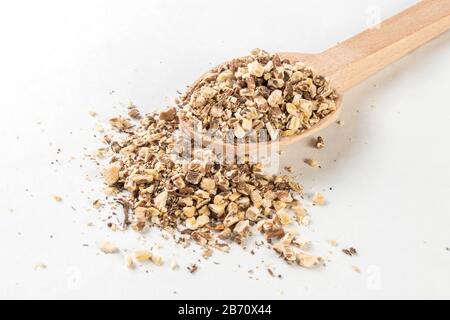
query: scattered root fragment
[
  {"left": 170, "top": 259, "right": 179, "bottom": 270},
  {"left": 284, "top": 166, "right": 293, "bottom": 173},
  {"left": 202, "top": 248, "right": 213, "bottom": 259},
  {"left": 92, "top": 200, "right": 103, "bottom": 209},
  {"left": 315, "top": 136, "right": 325, "bottom": 149},
  {"left": 151, "top": 254, "right": 164, "bottom": 266},
  {"left": 95, "top": 148, "right": 107, "bottom": 158},
  {"left": 304, "top": 158, "right": 319, "bottom": 168},
  {"left": 100, "top": 241, "right": 119, "bottom": 254},
  {"left": 128, "top": 107, "right": 141, "bottom": 119},
  {"left": 125, "top": 255, "right": 135, "bottom": 269},
  {"left": 134, "top": 250, "right": 152, "bottom": 262},
  {"left": 312, "top": 192, "right": 326, "bottom": 205},
  {"left": 187, "top": 264, "right": 198, "bottom": 274},
  {"left": 52, "top": 195, "right": 63, "bottom": 202},
  {"left": 296, "top": 253, "right": 324, "bottom": 268},
  {"left": 34, "top": 264, "right": 47, "bottom": 271},
  {"left": 342, "top": 247, "right": 358, "bottom": 257},
  {"left": 352, "top": 265, "right": 361, "bottom": 273},
  {"left": 159, "top": 107, "right": 176, "bottom": 121},
  {"left": 109, "top": 116, "right": 132, "bottom": 131},
  {"left": 328, "top": 240, "right": 339, "bottom": 247},
  {"left": 103, "top": 164, "right": 121, "bottom": 186}
]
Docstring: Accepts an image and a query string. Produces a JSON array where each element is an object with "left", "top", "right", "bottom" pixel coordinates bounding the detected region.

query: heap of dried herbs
[
  {"left": 100, "top": 105, "right": 324, "bottom": 269},
  {"left": 179, "top": 49, "right": 339, "bottom": 143}
]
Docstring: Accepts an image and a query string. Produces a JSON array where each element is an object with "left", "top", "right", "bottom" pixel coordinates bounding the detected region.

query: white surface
[{"left": 0, "top": 0, "right": 449, "bottom": 300}]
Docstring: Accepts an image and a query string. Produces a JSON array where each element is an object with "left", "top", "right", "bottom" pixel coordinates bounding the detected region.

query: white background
[{"left": 0, "top": 0, "right": 449, "bottom": 300}]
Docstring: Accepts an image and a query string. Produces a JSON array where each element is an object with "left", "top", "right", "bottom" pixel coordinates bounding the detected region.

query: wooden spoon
[{"left": 180, "top": 0, "right": 450, "bottom": 154}]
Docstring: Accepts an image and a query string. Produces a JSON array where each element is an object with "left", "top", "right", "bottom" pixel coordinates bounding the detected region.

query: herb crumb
[
  {"left": 52, "top": 195, "right": 63, "bottom": 202},
  {"left": 100, "top": 241, "right": 119, "bottom": 254}
]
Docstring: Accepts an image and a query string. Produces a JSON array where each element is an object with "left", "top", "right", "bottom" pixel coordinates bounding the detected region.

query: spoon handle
[{"left": 319, "top": 0, "right": 450, "bottom": 92}]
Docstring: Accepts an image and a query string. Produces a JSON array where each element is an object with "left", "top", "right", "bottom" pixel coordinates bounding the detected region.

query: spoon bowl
[{"left": 179, "top": 53, "right": 343, "bottom": 155}]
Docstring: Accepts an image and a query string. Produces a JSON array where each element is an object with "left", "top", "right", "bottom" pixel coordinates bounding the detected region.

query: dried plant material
[
  {"left": 96, "top": 148, "right": 107, "bottom": 158},
  {"left": 352, "top": 266, "right": 361, "bottom": 273},
  {"left": 52, "top": 195, "right": 63, "bottom": 202},
  {"left": 154, "top": 190, "right": 168, "bottom": 211},
  {"left": 34, "top": 264, "right": 47, "bottom": 271},
  {"left": 170, "top": 259, "right": 179, "bottom": 270},
  {"left": 109, "top": 116, "right": 132, "bottom": 130},
  {"left": 276, "top": 210, "right": 292, "bottom": 225},
  {"left": 342, "top": 247, "right": 358, "bottom": 256},
  {"left": 95, "top": 124, "right": 105, "bottom": 133},
  {"left": 125, "top": 256, "right": 135, "bottom": 269},
  {"left": 273, "top": 200, "right": 286, "bottom": 211},
  {"left": 258, "top": 218, "right": 285, "bottom": 240},
  {"left": 96, "top": 105, "right": 331, "bottom": 271},
  {"left": 200, "top": 178, "right": 216, "bottom": 194},
  {"left": 92, "top": 200, "right": 103, "bottom": 209},
  {"left": 312, "top": 192, "right": 326, "bottom": 205},
  {"left": 328, "top": 240, "right": 339, "bottom": 247},
  {"left": 128, "top": 108, "right": 141, "bottom": 119},
  {"left": 292, "top": 238, "right": 311, "bottom": 249},
  {"left": 186, "top": 217, "right": 199, "bottom": 230},
  {"left": 202, "top": 248, "right": 213, "bottom": 259},
  {"left": 151, "top": 254, "right": 164, "bottom": 266},
  {"left": 197, "top": 215, "right": 210, "bottom": 227},
  {"left": 304, "top": 158, "right": 319, "bottom": 168},
  {"left": 234, "top": 220, "right": 250, "bottom": 238},
  {"left": 284, "top": 166, "right": 293, "bottom": 173},
  {"left": 248, "top": 60, "right": 265, "bottom": 77},
  {"left": 273, "top": 242, "right": 296, "bottom": 263},
  {"left": 159, "top": 107, "right": 176, "bottom": 121},
  {"left": 100, "top": 241, "right": 119, "bottom": 254},
  {"left": 188, "top": 264, "right": 198, "bottom": 274},
  {"left": 215, "top": 241, "right": 231, "bottom": 252},
  {"left": 315, "top": 136, "right": 325, "bottom": 149},
  {"left": 218, "top": 228, "right": 232, "bottom": 240},
  {"left": 280, "top": 232, "right": 295, "bottom": 245},
  {"left": 183, "top": 207, "right": 196, "bottom": 218},
  {"left": 293, "top": 206, "right": 307, "bottom": 219},
  {"left": 299, "top": 215, "right": 311, "bottom": 226},
  {"left": 242, "top": 118, "right": 253, "bottom": 131},
  {"left": 296, "top": 253, "right": 323, "bottom": 268},
  {"left": 179, "top": 49, "right": 339, "bottom": 143},
  {"left": 245, "top": 206, "right": 260, "bottom": 221},
  {"left": 134, "top": 250, "right": 152, "bottom": 262},
  {"left": 104, "top": 164, "right": 121, "bottom": 186}
]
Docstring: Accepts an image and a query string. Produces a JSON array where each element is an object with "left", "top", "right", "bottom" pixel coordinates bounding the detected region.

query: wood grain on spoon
[
  {"left": 180, "top": 0, "right": 450, "bottom": 151},
  {"left": 280, "top": 0, "right": 450, "bottom": 92}
]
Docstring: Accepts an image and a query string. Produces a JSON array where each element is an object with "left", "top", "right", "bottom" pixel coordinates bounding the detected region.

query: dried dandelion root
[
  {"left": 100, "top": 101, "right": 327, "bottom": 268},
  {"left": 313, "top": 192, "right": 326, "bottom": 205},
  {"left": 100, "top": 241, "right": 119, "bottom": 254},
  {"left": 315, "top": 136, "right": 325, "bottom": 149},
  {"left": 179, "top": 49, "right": 339, "bottom": 143},
  {"left": 296, "top": 253, "right": 324, "bottom": 268},
  {"left": 52, "top": 195, "right": 63, "bottom": 202}
]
